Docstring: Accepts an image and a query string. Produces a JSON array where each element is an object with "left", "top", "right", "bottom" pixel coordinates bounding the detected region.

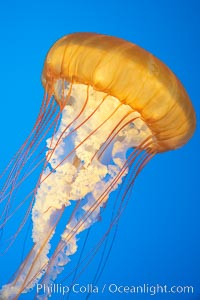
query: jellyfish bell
[
  {"left": 0, "top": 33, "right": 196, "bottom": 299},
  {"left": 42, "top": 32, "right": 196, "bottom": 152}
]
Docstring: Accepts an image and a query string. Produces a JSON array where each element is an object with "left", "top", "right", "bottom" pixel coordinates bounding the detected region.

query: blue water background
[{"left": 0, "top": 0, "right": 199, "bottom": 299}]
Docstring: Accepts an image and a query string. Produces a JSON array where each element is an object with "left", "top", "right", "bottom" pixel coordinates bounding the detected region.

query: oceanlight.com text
[{"left": 108, "top": 283, "right": 194, "bottom": 296}]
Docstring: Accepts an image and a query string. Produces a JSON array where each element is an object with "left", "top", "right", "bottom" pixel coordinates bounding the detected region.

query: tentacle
[{"left": 0, "top": 83, "right": 155, "bottom": 300}]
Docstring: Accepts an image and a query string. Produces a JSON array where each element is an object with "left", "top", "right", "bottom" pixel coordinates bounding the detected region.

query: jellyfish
[{"left": 0, "top": 33, "right": 196, "bottom": 299}]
